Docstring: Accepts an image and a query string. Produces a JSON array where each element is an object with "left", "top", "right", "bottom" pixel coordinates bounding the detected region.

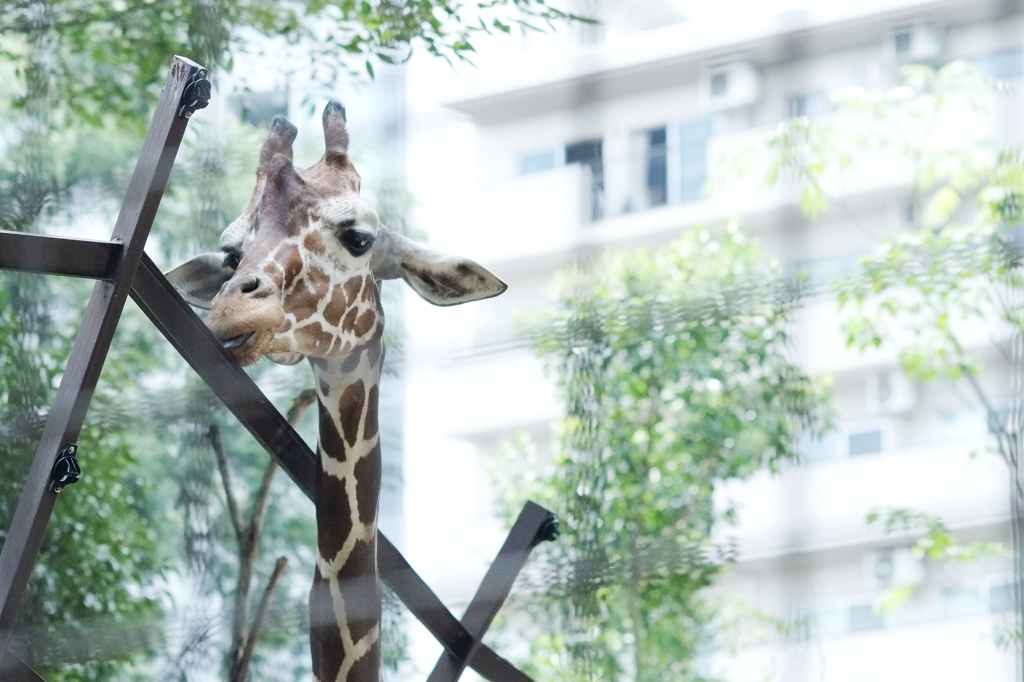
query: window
[
  {"left": 787, "top": 91, "right": 828, "bottom": 119},
  {"left": 566, "top": 139, "right": 604, "bottom": 221},
  {"left": 941, "top": 587, "right": 984, "bottom": 618},
  {"left": 646, "top": 127, "right": 667, "bottom": 207},
  {"left": 521, "top": 150, "right": 556, "bottom": 174},
  {"left": 848, "top": 429, "right": 882, "bottom": 456},
  {"left": 848, "top": 604, "right": 883, "bottom": 632},
  {"left": 978, "top": 48, "right": 1024, "bottom": 80},
  {"left": 991, "top": 583, "right": 1014, "bottom": 613},
  {"left": 710, "top": 72, "right": 729, "bottom": 97},
  {"left": 680, "top": 120, "right": 713, "bottom": 203},
  {"left": 894, "top": 28, "right": 913, "bottom": 55}
]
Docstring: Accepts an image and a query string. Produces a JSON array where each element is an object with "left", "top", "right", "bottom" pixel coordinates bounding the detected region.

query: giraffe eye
[
  {"left": 223, "top": 250, "right": 241, "bottom": 270},
  {"left": 341, "top": 229, "right": 374, "bottom": 257}
]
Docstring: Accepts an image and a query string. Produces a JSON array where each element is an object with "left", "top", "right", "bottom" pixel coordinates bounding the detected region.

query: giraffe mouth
[
  {"left": 218, "top": 330, "right": 271, "bottom": 366},
  {"left": 221, "top": 332, "right": 254, "bottom": 351}
]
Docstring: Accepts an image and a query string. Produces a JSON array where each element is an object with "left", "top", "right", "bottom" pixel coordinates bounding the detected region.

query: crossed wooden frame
[{"left": 0, "top": 56, "right": 555, "bottom": 682}]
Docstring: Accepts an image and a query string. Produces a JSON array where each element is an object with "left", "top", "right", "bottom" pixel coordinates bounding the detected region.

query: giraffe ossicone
[{"left": 167, "top": 101, "right": 506, "bottom": 682}]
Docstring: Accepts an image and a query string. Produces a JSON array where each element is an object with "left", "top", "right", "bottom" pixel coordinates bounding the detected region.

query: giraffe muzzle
[{"left": 205, "top": 272, "right": 286, "bottom": 366}]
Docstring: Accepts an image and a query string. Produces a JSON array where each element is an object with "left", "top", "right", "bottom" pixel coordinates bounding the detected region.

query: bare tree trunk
[{"left": 233, "top": 556, "right": 288, "bottom": 682}]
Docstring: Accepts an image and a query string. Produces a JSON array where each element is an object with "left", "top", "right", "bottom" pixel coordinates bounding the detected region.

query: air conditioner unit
[
  {"left": 864, "top": 547, "right": 924, "bottom": 590},
  {"left": 890, "top": 22, "right": 945, "bottom": 62},
  {"left": 699, "top": 58, "right": 760, "bottom": 112},
  {"left": 866, "top": 369, "right": 915, "bottom": 415}
]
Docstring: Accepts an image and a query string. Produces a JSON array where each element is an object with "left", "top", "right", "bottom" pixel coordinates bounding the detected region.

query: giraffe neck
[{"left": 308, "top": 340, "right": 383, "bottom": 682}]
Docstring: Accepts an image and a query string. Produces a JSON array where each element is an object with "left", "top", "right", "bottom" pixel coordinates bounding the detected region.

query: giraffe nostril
[{"left": 240, "top": 276, "right": 261, "bottom": 294}]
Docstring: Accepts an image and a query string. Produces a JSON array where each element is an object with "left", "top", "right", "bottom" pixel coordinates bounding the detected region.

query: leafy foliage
[
  {"left": 495, "top": 225, "right": 829, "bottom": 681},
  {"left": 868, "top": 506, "right": 1005, "bottom": 563},
  {"left": 726, "top": 62, "right": 1024, "bottom": 377},
  {"left": 0, "top": 268, "right": 170, "bottom": 681},
  {"left": 734, "top": 60, "right": 1024, "bottom": 641},
  {"left": 0, "top": 0, "right": 585, "bottom": 131}
]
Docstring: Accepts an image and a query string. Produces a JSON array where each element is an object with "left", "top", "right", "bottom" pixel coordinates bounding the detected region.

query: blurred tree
[
  {"left": 494, "top": 226, "right": 828, "bottom": 681},
  {"left": 737, "top": 61, "right": 1024, "bottom": 647},
  {"left": 0, "top": 1, "right": 585, "bottom": 679}
]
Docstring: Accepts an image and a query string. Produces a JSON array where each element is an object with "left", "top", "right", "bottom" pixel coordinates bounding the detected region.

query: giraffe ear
[
  {"left": 165, "top": 252, "right": 236, "bottom": 309},
  {"left": 372, "top": 227, "right": 507, "bottom": 306}
]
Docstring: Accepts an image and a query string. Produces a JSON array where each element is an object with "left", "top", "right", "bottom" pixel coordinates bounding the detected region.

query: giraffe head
[{"left": 167, "top": 102, "right": 506, "bottom": 366}]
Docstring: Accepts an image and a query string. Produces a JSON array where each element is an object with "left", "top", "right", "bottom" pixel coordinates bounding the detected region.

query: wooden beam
[
  {"left": 0, "top": 647, "right": 46, "bottom": 682},
  {"left": 0, "top": 232, "right": 122, "bottom": 280}
]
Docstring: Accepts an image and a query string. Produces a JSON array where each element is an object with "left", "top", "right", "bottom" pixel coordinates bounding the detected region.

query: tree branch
[
  {"left": 235, "top": 557, "right": 288, "bottom": 682},
  {"left": 208, "top": 423, "right": 245, "bottom": 546},
  {"left": 221, "top": 388, "right": 318, "bottom": 682},
  {"left": 287, "top": 388, "right": 318, "bottom": 426},
  {"left": 250, "top": 388, "right": 319, "bottom": 538}
]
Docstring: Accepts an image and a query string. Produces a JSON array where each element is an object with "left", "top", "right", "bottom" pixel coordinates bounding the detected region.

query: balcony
[
  {"left": 436, "top": 126, "right": 914, "bottom": 271},
  {"left": 715, "top": 439, "right": 1011, "bottom": 561}
]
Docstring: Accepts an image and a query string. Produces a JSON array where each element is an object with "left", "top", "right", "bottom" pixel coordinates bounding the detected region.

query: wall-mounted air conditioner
[
  {"left": 890, "top": 22, "right": 945, "bottom": 63},
  {"left": 864, "top": 547, "right": 924, "bottom": 590},
  {"left": 699, "top": 58, "right": 760, "bottom": 112},
  {"left": 866, "top": 369, "right": 915, "bottom": 415}
]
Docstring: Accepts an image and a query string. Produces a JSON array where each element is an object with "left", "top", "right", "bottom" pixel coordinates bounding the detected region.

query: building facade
[{"left": 398, "top": 0, "right": 1022, "bottom": 678}]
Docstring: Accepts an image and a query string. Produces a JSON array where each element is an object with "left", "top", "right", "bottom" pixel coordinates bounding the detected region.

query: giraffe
[{"left": 166, "top": 102, "right": 506, "bottom": 681}]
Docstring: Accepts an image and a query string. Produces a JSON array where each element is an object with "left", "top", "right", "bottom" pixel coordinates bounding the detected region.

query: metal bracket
[
  {"left": 177, "top": 68, "right": 211, "bottom": 119},
  {"left": 533, "top": 513, "right": 559, "bottom": 547},
  {"left": 49, "top": 445, "right": 81, "bottom": 493}
]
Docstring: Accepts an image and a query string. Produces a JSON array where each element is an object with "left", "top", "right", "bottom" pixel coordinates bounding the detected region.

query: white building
[{"left": 395, "top": 0, "right": 1022, "bottom": 679}]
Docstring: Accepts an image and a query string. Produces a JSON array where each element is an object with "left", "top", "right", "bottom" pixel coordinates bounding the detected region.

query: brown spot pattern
[
  {"left": 361, "top": 279, "right": 377, "bottom": 303},
  {"left": 341, "top": 307, "right": 359, "bottom": 333},
  {"left": 315, "top": 461, "right": 354, "bottom": 562},
  {"left": 284, "top": 282, "right": 318, "bottom": 322},
  {"left": 353, "top": 310, "right": 376, "bottom": 338},
  {"left": 323, "top": 286, "right": 347, "bottom": 327},
  {"left": 308, "top": 567, "right": 344, "bottom": 682},
  {"left": 340, "top": 349, "right": 362, "bottom": 375},
  {"left": 346, "top": 639, "right": 380, "bottom": 682},
  {"left": 353, "top": 444, "right": 381, "bottom": 526},
  {"left": 337, "top": 381, "right": 365, "bottom": 447},
  {"left": 344, "top": 276, "right": 363, "bottom": 307},
  {"left": 319, "top": 401, "right": 344, "bottom": 462},
  {"left": 280, "top": 248, "right": 303, "bottom": 292},
  {"left": 304, "top": 230, "right": 325, "bottom": 253},
  {"left": 339, "top": 538, "right": 379, "bottom": 643},
  {"left": 366, "top": 340, "right": 382, "bottom": 368},
  {"left": 302, "top": 321, "right": 334, "bottom": 355}
]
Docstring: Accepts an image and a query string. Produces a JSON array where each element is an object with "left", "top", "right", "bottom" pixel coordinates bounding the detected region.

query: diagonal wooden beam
[
  {"left": 376, "top": 532, "right": 535, "bottom": 682},
  {"left": 0, "top": 647, "right": 46, "bottom": 682},
  {"left": 0, "top": 56, "right": 209, "bottom": 655},
  {"left": 428, "top": 501, "right": 556, "bottom": 682},
  {"left": 129, "top": 253, "right": 317, "bottom": 492},
  {"left": 129, "top": 253, "right": 540, "bottom": 681}
]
